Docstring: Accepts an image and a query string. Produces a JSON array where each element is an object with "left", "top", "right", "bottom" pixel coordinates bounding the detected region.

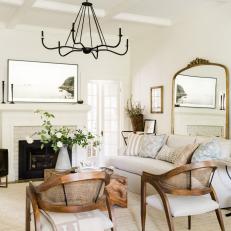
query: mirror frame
[{"left": 171, "top": 58, "right": 230, "bottom": 139}]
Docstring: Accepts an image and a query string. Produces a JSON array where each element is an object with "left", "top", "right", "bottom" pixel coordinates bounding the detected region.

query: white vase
[{"left": 55, "top": 146, "right": 72, "bottom": 171}]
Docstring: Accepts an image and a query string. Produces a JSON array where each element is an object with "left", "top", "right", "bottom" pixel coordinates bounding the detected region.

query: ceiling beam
[
  {"left": 103, "top": 0, "right": 142, "bottom": 21},
  {"left": 6, "top": 0, "right": 36, "bottom": 28},
  {"left": 103, "top": 0, "right": 172, "bottom": 27}
]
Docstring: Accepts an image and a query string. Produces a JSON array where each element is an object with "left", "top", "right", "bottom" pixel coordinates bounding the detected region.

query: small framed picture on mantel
[{"left": 151, "top": 86, "right": 163, "bottom": 113}]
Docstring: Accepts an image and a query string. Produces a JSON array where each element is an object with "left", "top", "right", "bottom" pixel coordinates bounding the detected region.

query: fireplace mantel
[
  {"left": 0, "top": 103, "right": 91, "bottom": 112},
  {"left": 0, "top": 103, "right": 91, "bottom": 181}
]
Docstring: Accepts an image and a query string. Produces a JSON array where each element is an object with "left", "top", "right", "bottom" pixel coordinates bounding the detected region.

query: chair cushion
[
  {"left": 146, "top": 194, "right": 219, "bottom": 217},
  {"left": 107, "top": 156, "right": 174, "bottom": 176},
  {"left": 40, "top": 209, "right": 113, "bottom": 231},
  {"left": 166, "top": 135, "right": 196, "bottom": 148},
  {"left": 125, "top": 133, "right": 143, "bottom": 156},
  {"left": 139, "top": 134, "right": 166, "bottom": 158}
]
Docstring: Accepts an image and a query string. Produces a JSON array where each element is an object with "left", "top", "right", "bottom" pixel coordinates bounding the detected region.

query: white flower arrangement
[{"left": 27, "top": 110, "right": 99, "bottom": 152}]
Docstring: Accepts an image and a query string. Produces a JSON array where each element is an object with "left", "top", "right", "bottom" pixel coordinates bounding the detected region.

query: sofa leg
[{"left": 188, "top": 216, "right": 191, "bottom": 230}]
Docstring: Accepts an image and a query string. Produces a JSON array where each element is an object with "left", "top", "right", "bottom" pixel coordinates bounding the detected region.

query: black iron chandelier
[{"left": 41, "top": 0, "right": 128, "bottom": 59}]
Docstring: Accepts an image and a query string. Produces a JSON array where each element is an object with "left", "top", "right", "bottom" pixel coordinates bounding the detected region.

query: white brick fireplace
[{"left": 0, "top": 104, "right": 90, "bottom": 181}]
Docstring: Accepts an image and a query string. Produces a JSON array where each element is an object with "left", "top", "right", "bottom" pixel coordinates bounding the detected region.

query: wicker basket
[{"left": 130, "top": 114, "right": 144, "bottom": 132}]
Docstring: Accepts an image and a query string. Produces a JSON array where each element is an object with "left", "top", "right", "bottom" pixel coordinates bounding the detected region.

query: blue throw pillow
[{"left": 191, "top": 139, "right": 221, "bottom": 163}]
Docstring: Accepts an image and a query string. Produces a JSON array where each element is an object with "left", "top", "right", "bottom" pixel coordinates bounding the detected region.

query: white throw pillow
[
  {"left": 138, "top": 134, "right": 166, "bottom": 158},
  {"left": 125, "top": 133, "right": 143, "bottom": 156}
]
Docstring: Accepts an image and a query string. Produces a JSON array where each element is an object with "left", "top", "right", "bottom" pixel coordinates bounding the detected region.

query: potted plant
[
  {"left": 125, "top": 97, "right": 144, "bottom": 131},
  {"left": 26, "top": 110, "right": 99, "bottom": 171}
]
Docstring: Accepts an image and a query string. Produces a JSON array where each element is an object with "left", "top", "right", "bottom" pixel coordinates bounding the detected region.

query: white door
[{"left": 88, "top": 80, "right": 121, "bottom": 157}]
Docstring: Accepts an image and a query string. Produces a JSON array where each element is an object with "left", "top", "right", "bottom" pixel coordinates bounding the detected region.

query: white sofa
[{"left": 106, "top": 134, "right": 231, "bottom": 208}]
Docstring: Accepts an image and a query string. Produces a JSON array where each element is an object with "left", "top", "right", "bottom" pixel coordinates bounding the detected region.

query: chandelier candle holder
[{"left": 41, "top": 0, "right": 128, "bottom": 59}]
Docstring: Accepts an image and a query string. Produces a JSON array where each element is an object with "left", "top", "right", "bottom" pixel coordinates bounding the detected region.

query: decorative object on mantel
[
  {"left": 41, "top": 0, "right": 128, "bottom": 59},
  {"left": 220, "top": 92, "right": 226, "bottom": 110},
  {"left": 77, "top": 100, "right": 84, "bottom": 104},
  {"left": 10, "top": 84, "right": 14, "bottom": 104},
  {"left": 77, "top": 72, "right": 84, "bottom": 104},
  {"left": 26, "top": 110, "right": 99, "bottom": 171},
  {"left": 1, "top": 81, "right": 5, "bottom": 104},
  {"left": 125, "top": 97, "right": 144, "bottom": 132},
  {"left": 8, "top": 60, "right": 78, "bottom": 103},
  {"left": 151, "top": 86, "right": 163, "bottom": 113}
]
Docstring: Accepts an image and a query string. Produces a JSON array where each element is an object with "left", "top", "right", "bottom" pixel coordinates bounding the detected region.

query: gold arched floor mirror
[{"left": 171, "top": 58, "right": 229, "bottom": 139}]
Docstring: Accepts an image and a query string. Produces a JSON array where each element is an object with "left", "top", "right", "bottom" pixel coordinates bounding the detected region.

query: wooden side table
[{"left": 44, "top": 169, "right": 127, "bottom": 208}]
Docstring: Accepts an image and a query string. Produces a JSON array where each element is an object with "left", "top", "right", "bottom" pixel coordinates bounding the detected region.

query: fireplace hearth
[{"left": 18, "top": 140, "right": 71, "bottom": 180}]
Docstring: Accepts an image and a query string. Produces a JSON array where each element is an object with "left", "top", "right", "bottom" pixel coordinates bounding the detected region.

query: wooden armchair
[
  {"left": 26, "top": 170, "right": 115, "bottom": 231},
  {"left": 141, "top": 161, "right": 225, "bottom": 231}
]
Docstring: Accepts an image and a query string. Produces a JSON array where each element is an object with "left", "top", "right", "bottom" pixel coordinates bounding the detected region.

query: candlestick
[
  {"left": 10, "top": 83, "right": 14, "bottom": 104},
  {"left": 1, "top": 81, "right": 5, "bottom": 104},
  {"left": 220, "top": 94, "right": 223, "bottom": 110},
  {"left": 223, "top": 93, "right": 225, "bottom": 110},
  {"left": 77, "top": 71, "right": 84, "bottom": 104}
]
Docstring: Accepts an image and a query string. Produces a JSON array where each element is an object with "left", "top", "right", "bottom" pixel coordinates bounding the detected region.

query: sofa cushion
[
  {"left": 166, "top": 135, "right": 196, "bottom": 148},
  {"left": 107, "top": 156, "right": 174, "bottom": 176},
  {"left": 139, "top": 134, "right": 166, "bottom": 158},
  {"left": 125, "top": 133, "right": 143, "bottom": 156}
]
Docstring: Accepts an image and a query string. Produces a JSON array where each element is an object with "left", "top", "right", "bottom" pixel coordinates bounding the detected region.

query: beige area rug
[{"left": 0, "top": 183, "right": 231, "bottom": 231}]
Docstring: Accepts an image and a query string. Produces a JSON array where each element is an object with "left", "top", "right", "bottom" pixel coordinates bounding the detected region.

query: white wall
[
  {"left": 0, "top": 28, "right": 131, "bottom": 129},
  {"left": 131, "top": 3, "right": 231, "bottom": 135}
]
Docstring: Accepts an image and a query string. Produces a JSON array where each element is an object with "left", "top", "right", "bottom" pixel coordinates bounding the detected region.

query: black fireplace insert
[{"left": 18, "top": 140, "right": 72, "bottom": 180}]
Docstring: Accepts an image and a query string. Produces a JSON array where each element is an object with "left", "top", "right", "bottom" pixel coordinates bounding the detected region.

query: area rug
[{"left": 0, "top": 183, "right": 230, "bottom": 231}]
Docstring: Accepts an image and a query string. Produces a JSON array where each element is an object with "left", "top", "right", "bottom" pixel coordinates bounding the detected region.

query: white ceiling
[{"left": 0, "top": 0, "right": 230, "bottom": 35}]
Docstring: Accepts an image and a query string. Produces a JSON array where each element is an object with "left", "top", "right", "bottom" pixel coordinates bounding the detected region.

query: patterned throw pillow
[
  {"left": 157, "top": 144, "right": 199, "bottom": 165},
  {"left": 191, "top": 139, "right": 221, "bottom": 163},
  {"left": 138, "top": 134, "right": 166, "bottom": 158},
  {"left": 125, "top": 133, "right": 143, "bottom": 156}
]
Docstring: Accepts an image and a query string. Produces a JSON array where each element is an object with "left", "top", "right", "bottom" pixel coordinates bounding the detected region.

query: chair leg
[
  {"left": 215, "top": 209, "right": 225, "bottom": 231},
  {"left": 188, "top": 216, "right": 191, "bottom": 230},
  {"left": 105, "top": 196, "right": 116, "bottom": 231},
  {"left": 210, "top": 187, "right": 225, "bottom": 231},
  {"left": 141, "top": 179, "right": 146, "bottom": 231},
  {"left": 161, "top": 197, "right": 175, "bottom": 231},
  {"left": 164, "top": 210, "right": 175, "bottom": 231},
  {"left": 26, "top": 190, "right": 31, "bottom": 231}
]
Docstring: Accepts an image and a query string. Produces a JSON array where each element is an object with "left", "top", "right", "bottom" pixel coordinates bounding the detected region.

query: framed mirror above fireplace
[{"left": 171, "top": 58, "right": 229, "bottom": 138}]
